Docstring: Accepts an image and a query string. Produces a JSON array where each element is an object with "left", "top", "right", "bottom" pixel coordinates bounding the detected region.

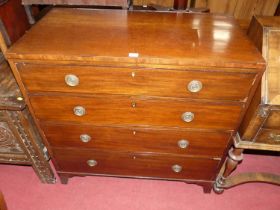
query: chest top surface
[{"left": 7, "top": 8, "right": 264, "bottom": 69}]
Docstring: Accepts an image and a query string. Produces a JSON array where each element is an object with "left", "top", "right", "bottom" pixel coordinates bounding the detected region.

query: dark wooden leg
[
  {"left": 0, "top": 191, "right": 7, "bottom": 210},
  {"left": 58, "top": 173, "right": 69, "bottom": 184},
  {"left": 0, "top": 19, "right": 11, "bottom": 48},
  {"left": 24, "top": 5, "right": 35, "bottom": 25},
  {"left": 214, "top": 146, "right": 280, "bottom": 191},
  {"left": 188, "top": 182, "right": 212, "bottom": 193},
  {"left": 202, "top": 184, "right": 213, "bottom": 193},
  {"left": 214, "top": 147, "right": 244, "bottom": 193}
]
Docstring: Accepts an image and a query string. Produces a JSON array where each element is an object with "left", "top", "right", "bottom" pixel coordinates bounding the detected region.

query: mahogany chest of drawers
[{"left": 3, "top": 8, "right": 265, "bottom": 192}]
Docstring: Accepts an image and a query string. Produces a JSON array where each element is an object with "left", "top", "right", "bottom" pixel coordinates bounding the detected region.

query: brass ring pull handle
[
  {"left": 181, "top": 112, "right": 194, "bottom": 123},
  {"left": 177, "top": 139, "right": 189, "bottom": 149},
  {"left": 80, "top": 134, "right": 91, "bottom": 143},
  {"left": 188, "top": 80, "right": 203, "bottom": 93},
  {"left": 73, "top": 106, "right": 86, "bottom": 116},
  {"left": 87, "top": 159, "right": 97, "bottom": 167},
  {"left": 65, "top": 74, "right": 79, "bottom": 87},
  {"left": 172, "top": 164, "right": 182, "bottom": 173}
]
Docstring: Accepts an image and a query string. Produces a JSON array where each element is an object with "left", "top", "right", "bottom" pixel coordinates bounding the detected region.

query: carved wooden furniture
[
  {"left": 0, "top": 52, "right": 55, "bottom": 183},
  {"left": 214, "top": 16, "right": 280, "bottom": 193},
  {"left": 2, "top": 8, "right": 265, "bottom": 192}
]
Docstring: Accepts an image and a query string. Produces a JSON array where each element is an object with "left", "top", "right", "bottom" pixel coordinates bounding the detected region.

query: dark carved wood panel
[
  {"left": 0, "top": 120, "right": 25, "bottom": 154},
  {"left": 6, "top": 109, "right": 56, "bottom": 183}
]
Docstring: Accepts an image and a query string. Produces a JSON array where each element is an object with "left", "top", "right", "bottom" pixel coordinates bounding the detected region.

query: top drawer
[{"left": 17, "top": 63, "right": 256, "bottom": 101}]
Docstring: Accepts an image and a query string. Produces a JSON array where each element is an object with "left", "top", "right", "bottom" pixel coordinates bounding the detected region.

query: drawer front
[
  {"left": 18, "top": 63, "right": 255, "bottom": 101},
  {"left": 30, "top": 95, "right": 242, "bottom": 130},
  {"left": 255, "top": 129, "right": 280, "bottom": 146},
  {"left": 53, "top": 148, "right": 219, "bottom": 180},
  {"left": 42, "top": 123, "right": 231, "bottom": 157}
]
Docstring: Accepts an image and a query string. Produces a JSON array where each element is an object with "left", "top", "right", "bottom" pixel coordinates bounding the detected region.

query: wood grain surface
[
  {"left": 263, "top": 109, "right": 280, "bottom": 130},
  {"left": 18, "top": 63, "right": 256, "bottom": 101},
  {"left": 41, "top": 123, "right": 231, "bottom": 157},
  {"left": 29, "top": 94, "right": 242, "bottom": 130},
  {"left": 5, "top": 8, "right": 265, "bottom": 188},
  {"left": 7, "top": 8, "right": 265, "bottom": 69},
  {"left": 255, "top": 128, "right": 280, "bottom": 145},
  {"left": 53, "top": 148, "right": 220, "bottom": 181}
]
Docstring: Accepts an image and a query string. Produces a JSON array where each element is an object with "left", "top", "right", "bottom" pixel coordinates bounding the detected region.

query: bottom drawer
[{"left": 53, "top": 148, "right": 220, "bottom": 181}]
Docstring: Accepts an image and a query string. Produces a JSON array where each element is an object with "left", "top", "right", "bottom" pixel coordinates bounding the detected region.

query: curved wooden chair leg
[
  {"left": 218, "top": 172, "right": 280, "bottom": 189},
  {"left": 58, "top": 173, "right": 69, "bottom": 184},
  {"left": 214, "top": 147, "right": 244, "bottom": 193},
  {"left": 214, "top": 146, "right": 280, "bottom": 193}
]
